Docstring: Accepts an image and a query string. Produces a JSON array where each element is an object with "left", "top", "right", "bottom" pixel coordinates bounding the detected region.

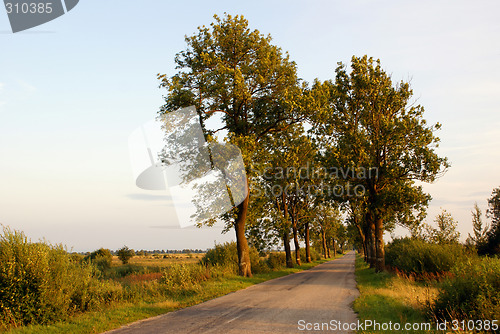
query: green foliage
[
  {"left": 158, "top": 13, "right": 304, "bottom": 139},
  {"left": 84, "top": 248, "right": 113, "bottom": 272},
  {"left": 200, "top": 242, "right": 238, "bottom": 272},
  {"left": 267, "top": 252, "right": 286, "bottom": 269},
  {"left": 479, "top": 187, "right": 500, "bottom": 256},
  {"left": 466, "top": 202, "right": 489, "bottom": 250},
  {"left": 299, "top": 247, "right": 320, "bottom": 262},
  {"left": 432, "top": 210, "right": 460, "bottom": 244},
  {"left": 0, "top": 227, "right": 122, "bottom": 330},
  {"left": 117, "top": 246, "right": 135, "bottom": 265},
  {"left": 385, "top": 237, "right": 465, "bottom": 275},
  {"left": 104, "top": 264, "right": 161, "bottom": 280},
  {"left": 432, "top": 257, "right": 500, "bottom": 321},
  {"left": 159, "top": 263, "right": 213, "bottom": 293},
  {"left": 200, "top": 242, "right": 269, "bottom": 274},
  {"left": 249, "top": 247, "right": 269, "bottom": 274}
]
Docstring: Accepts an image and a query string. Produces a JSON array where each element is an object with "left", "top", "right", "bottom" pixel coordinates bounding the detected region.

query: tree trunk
[
  {"left": 332, "top": 239, "right": 336, "bottom": 258},
  {"left": 321, "top": 228, "right": 328, "bottom": 259},
  {"left": 365, "top": 211, "right": 376, "bottom": 268},
  {"left": 291, "top": 213, "right": 301, "bottom": 266},
  {"left": 234, "top": 184, "right": 252, "bottom": 277},
  {"left": 283, "top": 230, "right": 294, "bottom": 268},
  {"left": 355, "top": 221, "right": 367, "bottom": 259},
  {"left": 375, "top": 215, "right": 385, "bottom": 272},
  {"left": 304, "top": 222, "right": 311, "bottom": 263},
  {"left": 326, "top": 238, "right": 331, "bottom": 258}
]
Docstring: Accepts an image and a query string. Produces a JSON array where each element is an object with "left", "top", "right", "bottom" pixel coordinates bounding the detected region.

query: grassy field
[
  {"left": 110, "top": 253, "right": 202, "bottom": 268},
  {"left": 353, "top": 254, "right": 440, "bottom": 334},
  {"left": 5, "top": 255, "right": 332, "bottom": 334}
]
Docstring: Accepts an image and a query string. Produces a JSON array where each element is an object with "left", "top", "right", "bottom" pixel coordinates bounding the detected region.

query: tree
[
  {"left": 117, "top": 246, "right": 135, "bottom": 265},
  {"left": 311, "top": 203, "right": 342, "bottom": 259},
  {"left": 466, "top": 202, "right": 489, "bottom": 249},
  {"left": 84, "top": 248, "right": 113, "bottom": 271},
  {"left": 158, "top": 14, "right": 306, "bottom": 277},
  {"left": 479, "top": 187, "right": 500, "bottom": 255},
  {"left": 313, "top": 56, "right": 449, "bottom": 271},
  {"left": 432, "top": 210, "right": 460, "bottom": 244},
  {"left": 248, "top": 125, "right": 316, "bottom": 267},
  {"left": 412, "top": 209, "right": 460, "bottom": 244}
]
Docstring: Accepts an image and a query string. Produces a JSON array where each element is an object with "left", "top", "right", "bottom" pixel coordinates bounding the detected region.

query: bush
[
  {"left": 0, "top": 227, "right": 121, "bottom": 329},
  {"left": 200, "top": 242, "right": 238, "bottom": 272},
  {"left": 267, "top": 252, "right": 286, "bottom": 269},
  {"left": 249, "top": 247, "right": 269, "bottom": 274},
  {"left": 385, "top": 237, "right": 465, "bottom": 276},
  {"left": 200, "top": 242, "right": 268, "bottom": 274},
  {"left": 104, "top": 264, "right": 161, "bottom": 280},
  {"left": 432, "top": 257, "right": 500, "bottom": 321},
  {"left": 160, "top": 263, "right": 210, "bottom": 290},
  {"left": 84, "top": 248, "right": 113, "bottom": 272},
  {"left": 159, "top": 262, "right": 235, "bottom": 295},
  {"left": 117, "top": 246, "right": 135, "bottom": 264},
  {"left": 300, "top": 248, "right": 320, "bottom": 262}
]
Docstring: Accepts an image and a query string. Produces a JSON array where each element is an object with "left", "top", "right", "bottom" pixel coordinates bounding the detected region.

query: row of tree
[{"left": 157, "top": 14, "right": 449, "bottom": 276}]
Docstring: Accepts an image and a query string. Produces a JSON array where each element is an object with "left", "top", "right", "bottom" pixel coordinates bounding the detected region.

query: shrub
[
  {"left": 385, "top": 237, "right": 465, "bottom": 276},
  {"left": 249, "top": 247, "right": 269, "bottom": 274},
  {"left": 431, "top": 257, "right": 500, "bottom": 321},
  {"left": 160, "top": 263, "right": 210, "bottom": 289},
  {"left": 0, "top": 227, "right": 121, "bottom": 329},
  {"left": 158, "top": 262, "right": 235, "bottom": 295},
  {"left": 200, "top": 242, "right": 268, "bottom": 274},
  {"left": 84, "top": 248, "right": 113, "bottom": 272},
  {"left": 200, "top": 242, "right": 238, "bottom": 271},
  {"left": 267, "top": 252, "right": 286, "bottom": 269},
  {"left": 300, "top": 248, "right": 320, "bottom": 262},
  {"left": 104, "top": 264, "right": 161, "bottom": 280},
  {"left": 117, "top": 246, "right": 135, "bottom": 264}
]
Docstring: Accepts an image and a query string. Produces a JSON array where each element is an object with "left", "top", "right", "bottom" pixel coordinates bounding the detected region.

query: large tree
[
  {"left": 158, "top": 14, "right": 306, "bottom": 276},
  {"left": 479, "top": 187, "right": 500, "bottom": 256},
  {"left": 314, "top": 56, "right": 449, "bottom": 271}
]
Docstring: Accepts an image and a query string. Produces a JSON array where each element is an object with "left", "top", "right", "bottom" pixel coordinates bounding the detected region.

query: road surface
[{"left": 104, "top": 251, "right": 359, "bottom": 334}]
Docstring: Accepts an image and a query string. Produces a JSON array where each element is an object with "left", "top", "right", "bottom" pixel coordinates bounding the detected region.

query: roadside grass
[
  {"left": 354, "top": 254, "right": 439, "bottom": 334},
  {"left": 5, "top": 257, "right": 334, "bottom": 334}
]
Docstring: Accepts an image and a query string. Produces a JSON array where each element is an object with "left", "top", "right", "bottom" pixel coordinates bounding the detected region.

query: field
[{"left": 110, "top": 253, "right": 201, "bottom": 266}]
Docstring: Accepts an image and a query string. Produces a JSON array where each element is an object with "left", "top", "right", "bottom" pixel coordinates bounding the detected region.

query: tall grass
[
  {"left": 430, "top": 256, "right": 500, "bottom": 321},
  {"left": 354, "top": 254, "right": 439, "bottom": 333}
]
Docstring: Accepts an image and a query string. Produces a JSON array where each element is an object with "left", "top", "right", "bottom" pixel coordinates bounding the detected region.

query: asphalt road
[{"left": 104, "top": 251, "right": 359, "bottom": 334}]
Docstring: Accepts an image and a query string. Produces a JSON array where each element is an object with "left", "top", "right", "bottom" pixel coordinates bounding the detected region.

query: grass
[
  {"left": 110, "top": 253, "right": 201, "bottom": 267},
  {"left": 353, "top": 254, "right": 440, "bottom": 334},
  {"left": 5, "top": 257, "right": 332, "bottom": 334}
]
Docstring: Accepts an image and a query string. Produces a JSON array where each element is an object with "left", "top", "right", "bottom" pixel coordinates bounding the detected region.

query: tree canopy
[{"left": 159, "top": 15, "right": 451, "bottom": 275}]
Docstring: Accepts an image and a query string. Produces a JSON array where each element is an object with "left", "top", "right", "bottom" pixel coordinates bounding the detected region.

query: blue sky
[{"left": 1, "top": 0, "right": 499, "bottom": 251}]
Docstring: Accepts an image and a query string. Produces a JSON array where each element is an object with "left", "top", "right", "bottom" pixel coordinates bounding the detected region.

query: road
[{"left": 104, "top": 251, "right": 359, "bottom": 334}]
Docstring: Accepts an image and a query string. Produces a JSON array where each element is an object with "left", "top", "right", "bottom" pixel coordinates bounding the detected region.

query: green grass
[
  {"left": 353, "top": 254, "right": 439, "bottom": 334},
  {"left": 5, "top": 258, "right": 333, "bottom": 334}
]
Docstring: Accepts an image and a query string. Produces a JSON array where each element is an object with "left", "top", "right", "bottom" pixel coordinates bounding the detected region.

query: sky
[{"left": 0, "top": 0, "right": 499, "bottom": 252}]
